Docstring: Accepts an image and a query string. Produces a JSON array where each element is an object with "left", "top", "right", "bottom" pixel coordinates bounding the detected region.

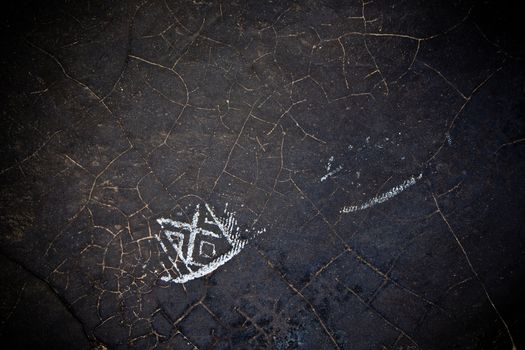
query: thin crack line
[{"left": 432, "top": 193, "right": 516, "bottom": 350}]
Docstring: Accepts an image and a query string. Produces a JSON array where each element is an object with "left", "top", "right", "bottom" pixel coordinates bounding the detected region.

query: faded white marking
[
  {"left": 445, "top": 132, "right": 453, "bottom": 146},
  {"left": 341, "top": 173, "right": 423, "bottom": 213},
  {"left": 321, "top": 156, "right": 343, "bottom": 182},
  {"left": 156, "top": 203, "right": 265, "bottom": 283}
]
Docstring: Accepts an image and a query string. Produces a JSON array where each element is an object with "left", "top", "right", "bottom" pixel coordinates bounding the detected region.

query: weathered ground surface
[{"left": 1, "top": 0, "right": 524, "bottom": 349}]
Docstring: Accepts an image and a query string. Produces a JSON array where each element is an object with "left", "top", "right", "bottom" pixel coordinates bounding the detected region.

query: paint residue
[
  {"left": 321, "top": 156, "right": 343, "bottom": 182},
  {"left": 341, "top": 173, "right": 423, "bottom": 213}
]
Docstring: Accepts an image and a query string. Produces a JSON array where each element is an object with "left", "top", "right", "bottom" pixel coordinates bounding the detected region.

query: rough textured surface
[{"left": 1, "top": 0, "right": 524, "bottom": 349}]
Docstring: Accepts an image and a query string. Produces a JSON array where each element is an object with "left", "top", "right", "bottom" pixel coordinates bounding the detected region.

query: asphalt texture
[{"left": 1, "top": 1, "right": 524, "bottom": 349}]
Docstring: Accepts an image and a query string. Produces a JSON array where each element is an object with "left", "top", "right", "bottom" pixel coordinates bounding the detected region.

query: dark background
[{"left": 1, "top": 0, "right": 524, "bottom": 349}]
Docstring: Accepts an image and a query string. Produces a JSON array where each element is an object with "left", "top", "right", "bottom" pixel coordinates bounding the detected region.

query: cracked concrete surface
[{"left": 1, "top": 0, "right": 524, "bottom": 349}]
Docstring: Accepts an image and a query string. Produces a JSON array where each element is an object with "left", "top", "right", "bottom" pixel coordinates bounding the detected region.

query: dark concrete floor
[{"left": 1, "top": 0, "right": 524, "bottom": 349}]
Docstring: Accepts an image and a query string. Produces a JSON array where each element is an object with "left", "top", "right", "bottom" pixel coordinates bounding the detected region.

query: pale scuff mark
[
  {"left": 341, "top": 173, "right": 423, "bottom": 213},
  {"left": 321, "top": 156, "right": 343, "bottom": 182}
]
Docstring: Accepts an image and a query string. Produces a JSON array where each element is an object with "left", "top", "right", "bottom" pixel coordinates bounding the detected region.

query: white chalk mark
[
  {"left": 445, "top": 132, "right": 453, "bottom": 146},
  {"left": 341, "top": 173, "right": 423, "bottom": 213},
  {"left": 155, "top": 203, "right": 265, "bottom": 283},
  {"left": 321, "top": 156, "right": 343, "bottom": 182}
]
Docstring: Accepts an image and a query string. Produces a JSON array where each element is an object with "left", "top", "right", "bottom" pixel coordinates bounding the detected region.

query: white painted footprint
[{"left": 155, "top": 203, "right": 265, "bottom": 283}]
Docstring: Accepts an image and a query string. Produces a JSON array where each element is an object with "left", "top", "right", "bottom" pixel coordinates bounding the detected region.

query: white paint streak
[
  {"left": 321, "top": 156, "right": 343, "bottom": 182},
  {"left": 341, "top": 173, "right": 423, "bottom": 213},
  {"left": 445, "top": 132, "right": 453, "bottom": 146},
  {"left": 155, "top": 203, "right": 265, "bottom": 283}
]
